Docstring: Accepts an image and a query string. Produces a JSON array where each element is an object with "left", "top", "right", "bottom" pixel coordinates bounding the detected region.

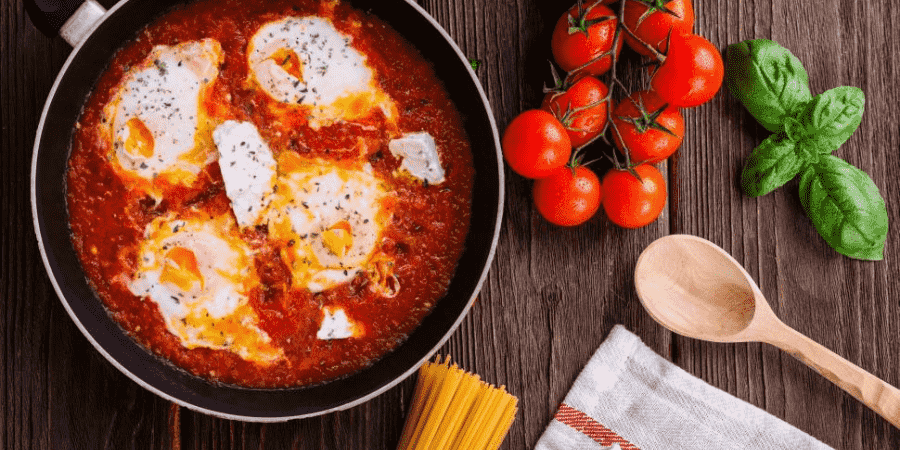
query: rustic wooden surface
[{"left": 3, "top": 0, "right": 900, "bottom": 448}]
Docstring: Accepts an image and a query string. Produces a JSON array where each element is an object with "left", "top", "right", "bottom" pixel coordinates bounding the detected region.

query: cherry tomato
[
  {"left": 622, "top": 0, "right": 694, "bottom": 56},
  {"left": 602, "top": 164, "right": 666, "bottom": 228},
  {"left": 612, "top": 90, "right": 684, "bottom": 164},
  {"left": 533, "top": 165, "right": 602, "bottom": 226},
  {"left": 551, "top": 2, "right": 622, "bottom": 77},
  {"left": 541, "top": 76, "right": 610, "bottom": 148},
  {"left": 650, "top": 33, "right": 723, "bottom": 107},
  {"left": 502, "top": 110, "right": 572, "bottom": 179}
]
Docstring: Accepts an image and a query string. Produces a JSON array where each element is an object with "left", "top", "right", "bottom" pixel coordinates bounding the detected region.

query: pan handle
[{"left": 24, "top": 0, "right": 107, "bottom": 47}]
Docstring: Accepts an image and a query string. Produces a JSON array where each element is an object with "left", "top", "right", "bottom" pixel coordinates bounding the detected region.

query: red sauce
[{"left": 66, "top": 0, "right": 473, "bottom": 388}]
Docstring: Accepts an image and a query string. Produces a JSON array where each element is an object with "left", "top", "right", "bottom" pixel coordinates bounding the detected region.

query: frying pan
[{"left": 28, "top": 0, "right": 503, "bottom": 421}]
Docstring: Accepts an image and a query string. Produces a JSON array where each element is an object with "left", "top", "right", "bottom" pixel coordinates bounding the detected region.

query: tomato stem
[
  {"left": 607, "top": 0, "right": 633, "bottom": 170},
  {"left": 555, "top": 0, "right": 676, "bottom": 172},
  {"left": 620, "top": 97, "right": 677, "bottom": 136},
  {"left": 617, "top": 0, "right": 668, "bottom": 63},
  {"left": 543, "top": 61, "right": 567, "bottom": 94},
  {"left": 635, "top": 0, "right": 682, "bottom": 26},
  {"left": 569, "top": 0, "right": 612, "bottom": 37}
]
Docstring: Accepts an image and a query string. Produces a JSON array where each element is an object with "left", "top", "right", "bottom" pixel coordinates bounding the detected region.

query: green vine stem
[
  {"left": 617, "top": 0, "right": 670, "bottom": 62},
  {"left": 557, "top": 0, "right": 671, "bottom": 173}
]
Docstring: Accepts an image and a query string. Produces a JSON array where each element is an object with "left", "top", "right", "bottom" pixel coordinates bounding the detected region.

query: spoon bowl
[
  {"left": 634, "top": 234, "right": 900, "bottom": 429},
  {"left": 634, "top": 234, "right": 764, "bottom": 342}
]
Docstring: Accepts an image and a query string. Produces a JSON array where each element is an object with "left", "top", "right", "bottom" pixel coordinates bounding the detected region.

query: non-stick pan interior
[{"left": 32, "top": 0, "right": 502, "bottom": 419}]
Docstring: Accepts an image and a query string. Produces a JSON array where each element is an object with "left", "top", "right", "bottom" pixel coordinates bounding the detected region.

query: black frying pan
[{"left": 29, "top": 0, "right": 503, "bottom": 421}]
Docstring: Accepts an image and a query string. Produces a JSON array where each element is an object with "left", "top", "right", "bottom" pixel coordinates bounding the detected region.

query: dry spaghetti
[{"left": 397, "top": 356, "right": 518, "bottom": 450}]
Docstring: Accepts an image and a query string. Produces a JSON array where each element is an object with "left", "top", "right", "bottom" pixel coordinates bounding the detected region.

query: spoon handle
[{"left": 765, "top": 322, "right": 900, "bottom": 429}]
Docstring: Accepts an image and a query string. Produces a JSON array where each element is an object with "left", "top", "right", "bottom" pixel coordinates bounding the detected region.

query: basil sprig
[{"left": 726, "top": 39, "right": 888, "bottom": 260}]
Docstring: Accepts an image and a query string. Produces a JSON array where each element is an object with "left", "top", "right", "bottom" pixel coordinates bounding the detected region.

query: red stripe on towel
[{"left": 554, "top": 403, "right": 640, "bottom": 450}]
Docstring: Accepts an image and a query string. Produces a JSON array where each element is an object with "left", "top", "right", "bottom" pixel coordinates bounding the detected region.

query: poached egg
[
  {"left": 105, "top": 39, "right": 223, "bottom": 192},
  {"left": 267, "top": 152, "right": 393, "bottom": 293},
  {"left": 212, "top": 121, "right": 397, "bottom": 294},
  {"left": 129, "top": 211, "right": 283, "bottom": 364},
  {"left": 247, "top": 16, "right": 396, "bottom": 129}
]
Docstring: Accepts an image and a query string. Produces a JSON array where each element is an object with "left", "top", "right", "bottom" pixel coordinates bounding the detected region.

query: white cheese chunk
[
  {"left": 316, "top": 307, "right": 355, "bottom": 340},
  {"left": 388, "top": 132, "right": 445, "bottom": 185},
  {"left": 213, "top": 121, "right": 277, "bottom": 228}
]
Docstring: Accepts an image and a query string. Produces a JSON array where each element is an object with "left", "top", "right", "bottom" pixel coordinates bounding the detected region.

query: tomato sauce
[{"left": 66, "top": 0, "right": 473, "bottom": 387}]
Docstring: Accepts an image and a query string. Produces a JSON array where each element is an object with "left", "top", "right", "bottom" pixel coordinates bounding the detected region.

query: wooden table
[{"left": 3, "top": 0, "right": 900, "bottom": 448}]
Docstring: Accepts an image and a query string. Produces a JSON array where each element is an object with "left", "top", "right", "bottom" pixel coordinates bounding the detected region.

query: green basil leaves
[
  {"left": 741, "top": 133, "right": 803, "bottom": 197},
  {"left": 725, "top": 39, "right": 812, "bottom": 133},
  {"left": 800, "top": 156, "right": 888, "bottom": 260},
  {"left": 795, "top": 86, "right": 865, "bottom": 153},
  {"left": 726, "top": 39, "right": 887, "bottom": 260}
]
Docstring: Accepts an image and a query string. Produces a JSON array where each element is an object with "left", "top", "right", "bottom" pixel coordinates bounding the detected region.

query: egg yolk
[
  {"left": 159, "top": 246, "right": 204, "bottom": 291},
  {"left": 124, "top": 117, "right": 155, "bottom": 158},
  {"left": 268, "top": 48, "right": 304, "bottom": 82},
  {"left": 322, "top": 221, "right": 353, "bottom": 258}
]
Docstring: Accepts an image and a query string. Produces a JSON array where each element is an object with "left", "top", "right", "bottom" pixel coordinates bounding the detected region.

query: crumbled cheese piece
[
  {"left": 317, "top": 307, "right": 355, "bottom": 340},
  {"left": 388, "top": 132, "right": 445, "bottom": 184},
  {"left": 213, "top": 121, "right": 277, "bottom": 228}
]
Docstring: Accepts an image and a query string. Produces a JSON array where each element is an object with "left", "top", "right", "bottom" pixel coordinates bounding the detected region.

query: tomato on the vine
[
  {"left": 502, "top": 110, "right": 572, "bottom": 179},
  {"left": 602, "top": 164, "right": 666, "bottom": 228},
  {"left": 622, "top": 0, "right": 694, "bottom": 56},
  {"left": 533, "top": 165, "right": 602, "bottom": 226},
  {"left": 650, "top": 33, "right": 723, "bottom": 107},
  {"left": 612, "top": 90, "right": 684, "bottom": 164},
  {"left": 551, "top": 1, "right": 622, "bottom": 77},
  {"left": 541, "top": 75, "right": 609, "bottom": 148}
]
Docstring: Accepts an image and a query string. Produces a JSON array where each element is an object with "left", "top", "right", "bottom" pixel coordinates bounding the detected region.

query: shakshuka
[{"left": 66, "top": 0, "right": 474, "bottom": 387}]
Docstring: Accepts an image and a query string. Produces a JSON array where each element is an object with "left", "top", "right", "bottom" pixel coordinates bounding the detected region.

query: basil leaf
[
  {"left": 795, "top": 86, "right": 865, "bottom": 153},
  {"left": 726, "top": 39, "right": 812, "bottom": 133},
  {"left": 741, "top": 133, "right": 804, "bottom": 197},
  {"left": 799, "top": 155, "right": 888, "bottom": 260}
]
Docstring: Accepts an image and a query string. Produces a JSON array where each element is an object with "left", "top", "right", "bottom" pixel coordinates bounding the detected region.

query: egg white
[
  {"left": 247, "top": 16, "right": 396, "bottom": 129},
  {"left": 105, "top": 39, "right": 223, "bottom": 193},
  {"left": 267, "top": 153, "right": 393, "bottom": 293},
  {"left": 209, "top": 118, "right": 398, "bottom": 294},
  {"left": 129, "top": 212, "right": 283, "bottom": 364}
]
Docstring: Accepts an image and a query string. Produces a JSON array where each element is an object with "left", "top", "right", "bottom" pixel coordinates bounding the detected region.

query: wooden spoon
[{"left": 633, "top": 234, "right": 900, "bottom": 428}]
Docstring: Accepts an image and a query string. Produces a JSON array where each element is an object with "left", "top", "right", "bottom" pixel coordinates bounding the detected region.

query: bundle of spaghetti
[{"left": 397, "top": 356, "right": 518, "bottom": 450}]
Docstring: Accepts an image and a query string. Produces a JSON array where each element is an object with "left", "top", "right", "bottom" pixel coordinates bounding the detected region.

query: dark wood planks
[
  {"left": 1, "top": 0, "right": 176, "bottom": 448},
  {"left": 674, "top": 1, "right": 900, "bottom": 448},
  {"left": 3, "top": 0, "right": 900, "bottom": 448}
]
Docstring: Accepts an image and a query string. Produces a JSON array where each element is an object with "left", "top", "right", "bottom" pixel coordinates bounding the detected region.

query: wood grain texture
[
  {"left": 3, "top": 0, "right": 900, "bottom": 448},
  {"left": 2, "top": 0, "right": 176, "bottom": 448}
]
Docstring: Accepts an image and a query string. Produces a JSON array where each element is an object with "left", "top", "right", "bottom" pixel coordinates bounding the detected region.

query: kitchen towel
[{"left": 534, "top": 325, "right": 833, "bottom": 450}]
